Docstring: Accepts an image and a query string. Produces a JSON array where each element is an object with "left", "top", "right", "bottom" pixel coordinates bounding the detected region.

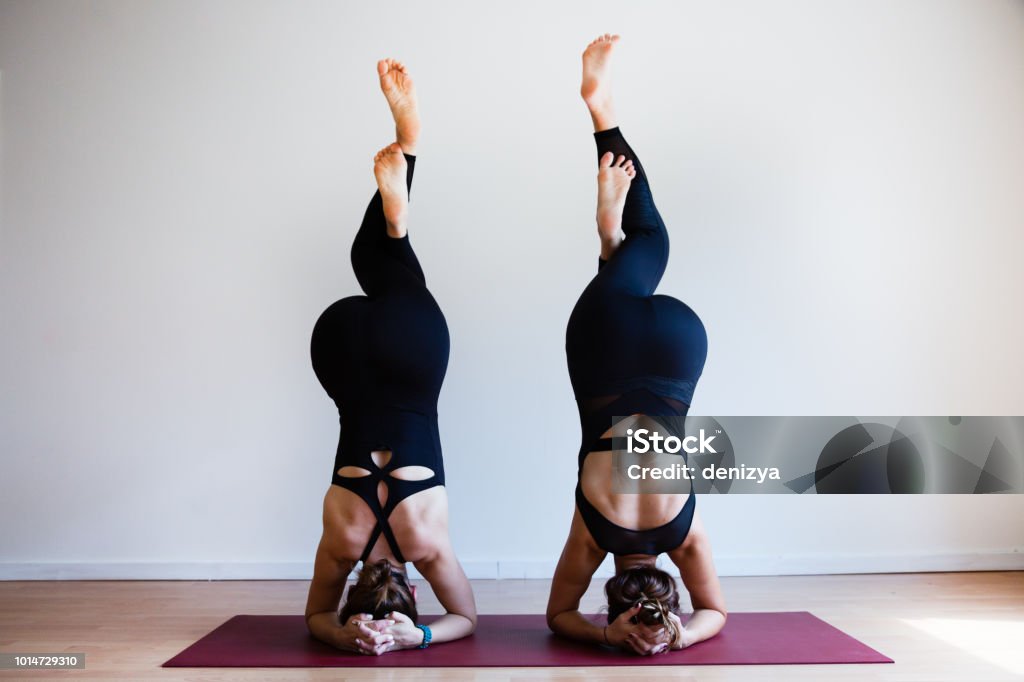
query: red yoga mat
[{"left": 163, "top": 612, "right": 892, "bottom": 668}]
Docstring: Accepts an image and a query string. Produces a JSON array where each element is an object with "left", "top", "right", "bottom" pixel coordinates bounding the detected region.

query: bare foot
[
  {"left": 581, "top": 34, "right": 620, "bottom": 132},
  {"left": 373, "top": 143, "right": 409, "bottom": 237},
  {"left": 597, "top": 151, "right": 635, "bottom": 257},
  {"left": 377, "top": 59, "right": 420, "bottom": 155}
]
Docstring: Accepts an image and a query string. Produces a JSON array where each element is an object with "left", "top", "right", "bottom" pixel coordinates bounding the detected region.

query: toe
[
  {"left": 615, "top": 154, "right": 626, "bottom": 167},
  {"left": 377, "top": 59, "right": 388, "bottom": 75},
  {"left": 599, "top": 151, "right": 614, "bottom": 168}
]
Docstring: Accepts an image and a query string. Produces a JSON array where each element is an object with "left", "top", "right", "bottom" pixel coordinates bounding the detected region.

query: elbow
[
  {"left": 445, "top": 608, "right": 478, "bottom": 632},
  {"left": 697, "top": 603, "right": 728, "bottom": 623},
  {"left": 711, "top": 606, "right": 728, "bottom": 634},
  {"left": 715, "top": 609, "right": 728, "bottom": 638},
  {"left": 464, "top": 610, "right": 479, "bottom": 631},
  {"left": 545, "top": 609, "right": 562, "bottom": 633},
  {"left": 304, "top": 613, "right": 328, "bottom": 645}
]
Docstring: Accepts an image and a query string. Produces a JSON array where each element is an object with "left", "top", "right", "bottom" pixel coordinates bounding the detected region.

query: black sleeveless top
[{"left": 573, "top": 386, "right": 697, "bottom": 556}]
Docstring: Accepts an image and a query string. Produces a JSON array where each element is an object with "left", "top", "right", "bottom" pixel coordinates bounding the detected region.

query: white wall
[{"left": 2, "top": 0, "right": 1023, "bottom": 580}]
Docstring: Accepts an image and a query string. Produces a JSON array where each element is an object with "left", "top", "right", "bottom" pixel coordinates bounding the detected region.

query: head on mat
[
  {"left": 339, "top": 559, "right": 418, "bottom": 625},
  {"left": 545, "top": 33, "right": 727, "bottom": 656},
  {"left": 605, "top": 565, "right": 684, "bottom": 645}
]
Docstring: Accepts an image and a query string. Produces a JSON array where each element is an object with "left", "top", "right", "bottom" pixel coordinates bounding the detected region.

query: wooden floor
[{"left": 1, "top": 572, "right": 1022, "bottom": 680}]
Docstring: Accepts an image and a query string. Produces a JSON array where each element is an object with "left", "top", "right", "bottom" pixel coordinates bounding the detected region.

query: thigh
[
  {"left": 567, "top": 288, "right": 652, "bottom": 381},
  {"left": 646, "top": 294, "right": 708, "bottom": 381}
]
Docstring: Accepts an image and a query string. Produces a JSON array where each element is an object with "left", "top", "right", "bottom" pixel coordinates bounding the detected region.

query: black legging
[
  {"left": 565, "top": 127, "right": 708, "bottom": 556},
  {"left": 566, "top": 127, "right": 708, "bottom": 408},
  {"left": 310, "top": 154, "right": 449, "bottom": 564},
  {"left": 350, "top": 157, "right": 424, "bottom": 296}
]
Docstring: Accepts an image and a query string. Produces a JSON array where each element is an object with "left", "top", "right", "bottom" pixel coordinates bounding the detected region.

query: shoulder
[
  {"left": 556, "top": 506, "right": 606, "bottom": 574},
  {"left": 319, "top": 486, "right": 372, "bottom": 563},
  {"left": 391, "top": 487, "right": 451, "bottom": 561},
  {"left": 673, "top": 509, "right": 710, "bottom": 558},
  {"left": 568, "top": 504, "right": 604, "bottom": 552}
]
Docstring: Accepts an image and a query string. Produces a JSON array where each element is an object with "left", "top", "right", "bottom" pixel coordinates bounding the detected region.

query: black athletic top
[
  {"left": 310, "top": 155, "right": 449, "bottom": 564},
  {"left": 565, "top": 128, "right": 708, "bottom": 556}
]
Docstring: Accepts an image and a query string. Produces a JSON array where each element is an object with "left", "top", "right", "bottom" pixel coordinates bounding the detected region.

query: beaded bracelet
[{"left": 415, "top": 623, "right": 432, "bottom": 649}]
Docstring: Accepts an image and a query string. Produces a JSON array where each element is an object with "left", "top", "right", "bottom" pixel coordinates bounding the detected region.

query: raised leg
[
  {"left": 351, "top": 146, "right": 425, "bottom": 297},
  {"left": 350, "top": 59, "right": 428, "bottom": 298},
  {"left": 581, "top": 35, "right": 669, "bottom": 296}
]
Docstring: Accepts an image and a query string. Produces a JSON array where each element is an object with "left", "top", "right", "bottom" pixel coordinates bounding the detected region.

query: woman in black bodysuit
[
  {"left": 546, "top": 35, "right": 728, "bottom": 655},
  {"left": 305, "top": 59, "right": 476, "bottom": 655}
]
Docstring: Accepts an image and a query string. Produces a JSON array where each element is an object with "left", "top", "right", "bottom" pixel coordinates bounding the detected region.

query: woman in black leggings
[
  {"left": 546, "top": 35, "right": 727, "bottom": 655},
  {"left": 305, "top": 59, "right": 476, "bottom": 655}
]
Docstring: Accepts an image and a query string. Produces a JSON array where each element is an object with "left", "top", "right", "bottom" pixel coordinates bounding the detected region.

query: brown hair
[
  {"left": 338, "top": 559, "right": 418, "bottom": 624},
  {"left": 605, "top": 566, "right": 683, "bottom": 643}
]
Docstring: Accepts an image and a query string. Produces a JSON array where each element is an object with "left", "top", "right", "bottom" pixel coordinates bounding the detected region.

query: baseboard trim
[{"left": 2, "top": 551, "right": 1021, "bottom": 581}]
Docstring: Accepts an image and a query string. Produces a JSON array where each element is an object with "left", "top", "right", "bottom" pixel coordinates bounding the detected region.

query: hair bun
[
  {"left": 338, "top": 558, "right": 418, "bottom": 624},
  {"left": 604, "top": 565, "right": 683, "bottom": 643}
]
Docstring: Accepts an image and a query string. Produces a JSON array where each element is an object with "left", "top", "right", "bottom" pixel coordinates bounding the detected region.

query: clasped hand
[
  {"left": 605, "top": 605, "right": 689, "bottom": 655},
  {"left": 337, "top": 612, "right": 423, "bottom": 655}
]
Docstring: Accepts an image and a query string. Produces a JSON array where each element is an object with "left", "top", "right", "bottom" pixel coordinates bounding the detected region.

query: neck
[{"left": 614, "top": 553, "right": 657, "bottom": 573}]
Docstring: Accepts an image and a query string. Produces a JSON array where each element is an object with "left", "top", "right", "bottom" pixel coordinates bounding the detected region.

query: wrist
[
  {"left": 335, "top": 625, "right": 358, "bottom": 652},
  {"left": 414, "top": 623, "right": 432, "bottom": 649},
  {"left": 320, "top": 616, "right": 350, "bottom": 651}
]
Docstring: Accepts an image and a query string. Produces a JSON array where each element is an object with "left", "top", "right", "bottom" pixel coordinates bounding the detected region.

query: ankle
[
  {"left": 599, "top": 228, "right": 624, "bottom": 258},
  {"left": 396, "top": 124, "right": 419, "bottom": 153},
  {"left": 385, "top": 216, "right": 408, "bottom": 238},
  {"left": 589, "top": 106, "right": 617, "bottom": 133},
  {"left": 600, "top": 238, "right": 622, "bottom": 261}
]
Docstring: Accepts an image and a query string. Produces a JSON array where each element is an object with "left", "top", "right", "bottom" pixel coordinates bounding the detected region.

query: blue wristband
[{"left": 415, "top": 623, "right": 432, "bottom": 649}]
